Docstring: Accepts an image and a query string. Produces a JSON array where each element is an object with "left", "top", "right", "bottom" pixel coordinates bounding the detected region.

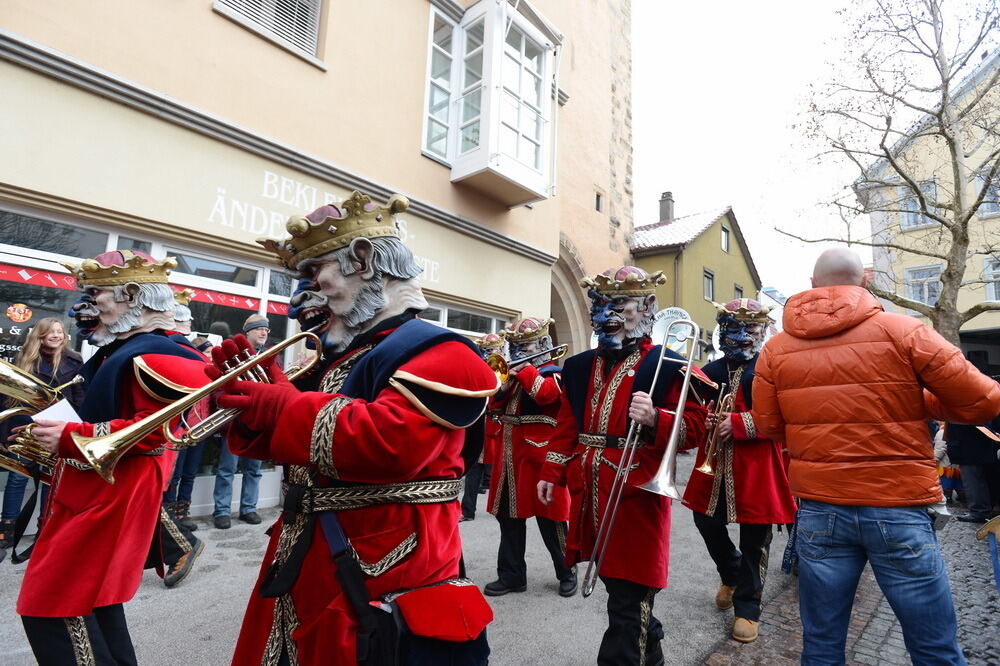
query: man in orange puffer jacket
[{"left": 753, "top": 248, "right": 1000, "bottom": 666}]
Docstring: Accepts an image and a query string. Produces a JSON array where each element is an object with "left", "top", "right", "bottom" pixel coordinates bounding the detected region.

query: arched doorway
[{"left": 550, "top": 234, "right": 591, "bottom": 355}]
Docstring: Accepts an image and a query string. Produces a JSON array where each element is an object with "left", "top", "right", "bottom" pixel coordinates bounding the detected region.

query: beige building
[
  {"left": 0, "top": 0, "right": 634, "bottom": 510},
  {"left": 629, "top": 193, "right": 762, "bottom": 364},
  {"left": 859, "top": 50, "right": 1000, "bottom": 374}
]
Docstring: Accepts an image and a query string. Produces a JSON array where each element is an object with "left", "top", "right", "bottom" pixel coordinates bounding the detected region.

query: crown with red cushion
[
  {"left": 714, "top": 298, "right": 772, "bottom": 323},
  {"left": 60, "top": 250, "right": 177, "bottom": 287},
  {"left": 475, "top": 333, "right": 506, "bottom": 351},
  {"left": 502, "top": 317, "right": 553, "bottom": 343},
  {"left": 579, "top": 266, "right": 666, "bottom": 296},
  {"left": 258, "top": 190, "right": 408, "bottom": 270}
]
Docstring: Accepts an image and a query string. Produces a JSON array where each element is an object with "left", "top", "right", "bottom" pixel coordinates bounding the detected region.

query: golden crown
[
  {"left": 580, "top": 267, "right": 666, "bottom": 296},
  {"left": 173, "top": 288, "right": 195, "bottom": 306},
  {"left": 258, "top": 190, "right": 408, "bottom": 270},
  {"left": 502, "top": 317, "right": 553, "bottom": 343},
  {"left": 60, "top": 250, "right": 177, "bottom": 287},
  {"left": 475, "top": 333, "right": 506, "bottom": 351},
  {"left": 714, "top": 299, "right": 772, "bottom": 324}
]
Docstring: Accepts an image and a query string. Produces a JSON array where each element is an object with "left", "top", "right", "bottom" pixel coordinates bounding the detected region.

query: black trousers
[
  {"left": 461, "top": 463, "right": 487, "bottom": 519},
  {"left": 598, "top": 576, "right": 664, "bottom": 666},
  {"left": 692, "top": 505, "right": 773, "bottom": 621},
  {"left": 22, "top": 603, "right": 137, "bottom": 665},
  {"left": 158, "top": 504, "right": 197, "bottom": 567},
  {"left": 494, "top": 486, "right": 573, "bottom": 586}
]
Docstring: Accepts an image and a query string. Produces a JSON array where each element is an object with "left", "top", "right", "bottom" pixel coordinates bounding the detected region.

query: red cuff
[
  {"left": 539, "top": 461, "right": 568, "bottom": 486},
  {"left": 57, "top": 422, "right": 89, "bottom": 461},
  {"left": 268, "top": 391, "right": 343, "bottom": 467},
  {"left": 514, "top": 363, "right": 541, "bottom": 391}
]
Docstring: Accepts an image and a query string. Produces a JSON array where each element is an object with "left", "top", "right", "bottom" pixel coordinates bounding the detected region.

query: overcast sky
[{"left": 632, "top": 1, "right": 866, "bottom": 297}]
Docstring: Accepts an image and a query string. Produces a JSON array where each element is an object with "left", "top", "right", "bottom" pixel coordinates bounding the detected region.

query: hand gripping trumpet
[
  {"left": 73, "top": 331, "right": 320, "bottom": 483},
  {"left": 695, "top": 383, "right": 736, "bottom": 476},
  {"left": 485, "top": 344, "right": 568, "bottom": 383},
  {"left": 0, "top": 358, "right": 84, "bottom": 483},
  {"left": 580, "top": 319, "right": 701, "bottom": 598}
]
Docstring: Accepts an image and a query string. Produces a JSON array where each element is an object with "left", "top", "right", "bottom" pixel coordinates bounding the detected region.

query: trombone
[
  {"left": 580, "top": 319, "right": 701, "bottom": 598},
  {"left": 68, "top": 331, "right": 319, "bottom": 483},
  {"left": 486, "top": 344, "right": 568, "bottom": 383}
]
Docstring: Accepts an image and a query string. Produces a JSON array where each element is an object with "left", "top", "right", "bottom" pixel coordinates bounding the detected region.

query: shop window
[
  {"left": 118, "top": 236, "right": 152, "bottom": 254},
  {"left": 170, "top": 251, "right": 258, "bottom": 287},
  {"left": 0, "top": 271, "right": 81, "bottom": 363},
  {"left": 424, "top": 2, "right": 561, "bottom": 206},
  {"left": 0, "top": 211, "right": 108, "bottom": 259},
  {"left": 213, "top": 0, "right": 323, "bottom": 58},
  {"left": 268, "top": 270, "right": 295, "bottom": 296},
  {"left": 419, "top": 307, "right": 444, "bottom": 323},
  {"left": 447, "top": 309, "right": 492, "bottom": 333}
]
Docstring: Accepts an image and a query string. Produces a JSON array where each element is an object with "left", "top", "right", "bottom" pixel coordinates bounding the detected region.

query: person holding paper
[{"left": 11, "top": 250, "right": 209, "bottom": 665}]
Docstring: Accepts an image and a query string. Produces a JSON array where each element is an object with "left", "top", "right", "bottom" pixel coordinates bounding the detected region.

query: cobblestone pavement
[{"left": 703, "top": 514, "right": 1000, "bottom": 665}]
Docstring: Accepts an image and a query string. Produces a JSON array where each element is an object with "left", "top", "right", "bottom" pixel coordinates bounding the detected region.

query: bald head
[{"left": 812, "top": 248, "right": 866, "bottom": 288}]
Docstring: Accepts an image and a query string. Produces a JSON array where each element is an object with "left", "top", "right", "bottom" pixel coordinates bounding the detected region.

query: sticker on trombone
[{"left": 32, "top": 399, "right": 81, "bottom": 423}]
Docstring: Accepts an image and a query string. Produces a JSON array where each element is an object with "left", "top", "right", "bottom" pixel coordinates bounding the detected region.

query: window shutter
[{"left": 218, "top": 0, "right": 322, "bottom": 56}]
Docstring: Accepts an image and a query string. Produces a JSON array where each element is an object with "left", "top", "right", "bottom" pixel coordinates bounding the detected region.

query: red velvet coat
[
  {"left": 486, "top": 363, "right": 570, "bottom": 521},
  {"left": 17, "top": 351, "right": 207, "bottom": 617},
  {"left": 682, "top": 362, "right": 797, "bottom": 524},
  {"left": 539, "top": 343, "right": 707, "bottom": 589},
  {"left": 228, "top": 334, "right": 497, "bottom": 666}
]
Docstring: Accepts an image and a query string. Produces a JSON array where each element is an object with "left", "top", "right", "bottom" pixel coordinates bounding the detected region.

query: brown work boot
[
  {"left": 732, "top": 617, "right": 759, "bottom": 643},
  {"left": 715, "top": 584, "right": 736, "bottom": 610},
  {"left": 164, "top": 538, "right": 204, "bottom": 588}
]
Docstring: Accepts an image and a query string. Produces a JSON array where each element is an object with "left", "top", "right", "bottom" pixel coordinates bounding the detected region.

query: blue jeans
[
  {"left": 796, "top": 499, "right": 965, "bottom": 665},
  {"left": 163, "top": 440, "right": 207, "bottom": 504},
  {"left": 213, "top": 440, "right": 262, "bottom": 517},
  {"left": 2, "top": 467, "right": 49, "bottom": 522}
]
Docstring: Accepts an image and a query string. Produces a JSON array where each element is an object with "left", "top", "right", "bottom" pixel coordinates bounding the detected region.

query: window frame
[
  {"left": 420, "top": 300, "right": 507, "bottom": 337},
  {"left": 421, "top": 9, "right": 459, "bottom": 161},
  {"left": 899, "top": 180, "right": 938, "bottom": 230},
  {"left": 734, "top": 284, "right": 743, "bottom": 300},
  {"left": 985, "top": 258, "right": 1000, "bottom": 301},
  {"left": 976, "top": 170, "right": 1000, "bottom": 218},
  {"left": 904, "top": 264, "right": 943, "bottom": 306},
  {"left": 212, "top": 0, "right": 327, "bottom": 70},
  {"left": 703, "top": 269, "right": 715, "bottom": 302},
  {"left": 721, "top": 226, "right": 730, "bottom": 253}
]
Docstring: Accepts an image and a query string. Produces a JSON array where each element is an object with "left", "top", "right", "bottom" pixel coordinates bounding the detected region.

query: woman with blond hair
[{"left": 0, "top": 318, "right": 84, "bottom": 558}]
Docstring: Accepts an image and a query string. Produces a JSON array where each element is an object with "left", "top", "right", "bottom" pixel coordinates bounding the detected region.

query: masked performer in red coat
[
  {"left": 214, "top": 191, "right": 498, "bottom": 666},
  {"left": 484, "top": 317, "right": 576, "bottom": 597},
  {"left": 537, "top": 267, "right": 710, "bottom": 666},
  {"left": 14, "top": 250, "right": 209, "bottom": 664},
  {"left": 460, "top": 333, "right": 506, "bottom": 522},
  {"left": 682, "top": 299, "right": 796, "bottom": 644}
]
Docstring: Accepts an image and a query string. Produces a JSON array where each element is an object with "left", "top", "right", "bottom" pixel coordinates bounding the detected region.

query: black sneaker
[
  {"left": 459, "top": 514, "right": 475, "bottom": 522},
  {"left": 164, "top": 538, "right": 204, "bottom": 588},
  {"left": 239, "top": 512, "right": 262, "bottom": 525},
  {"left": 956, "top": 513, "right": 989, "bottom": 523},
  {"left": 483, "top": 580, "right": 527, "bottom": 596},
  {"left": 214, "top": 515, "right": 231, "bottom": 529}
]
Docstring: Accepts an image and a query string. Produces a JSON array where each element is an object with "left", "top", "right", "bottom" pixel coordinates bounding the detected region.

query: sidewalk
[{"left": 702, "top": 517, "right": 1000, "bottom": 665}]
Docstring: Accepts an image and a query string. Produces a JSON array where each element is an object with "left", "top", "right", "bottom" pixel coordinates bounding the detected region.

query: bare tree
[{"left": 785, "top": 0, "right": 1000, "bottom": 345}]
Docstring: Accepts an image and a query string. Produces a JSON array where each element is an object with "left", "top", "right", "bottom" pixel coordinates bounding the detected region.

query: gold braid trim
[
  {"left": 319, "top": 345, "right": 373, "bottom": 393},
  {"left": 589, "top": 356, "right": 605, "bottom": 429},
  {"left": 599, "top": 456, "right": 639, "bottom": 475},
  {"left": 310, "top": 396, "right": 351, "bottom": 480},
  {"left": 545, "top": 451, "right": 574, "bottom": 465},
  {"left": 590, "top": 450, "right": 602, "bottom": 533},
  {"left": 63, "top": 616, "right": 96, "bottom": 666},
  {"left": 556, "top": 520, "right": 568, "bottom": 555},
  {"left": 741, "top": 412, "right": 757, "bottom": 439},
  {"left": 352, "top": 532, "right": 418, "bottom": 577},
  {"left": 723, "top": 441, "right": 737, "bottom": 523},
  {"left": 528, "top": 374, "right": 545, "bottom": 399},
  {"left": 160, "top": 506, "right": 192, "bottom": 552},
  {"left": 598, "top": 350, "right": 642, "bottom": 433},
  {"left": 497, "top": 414, "right": 557, "bottom": 426},
  {"left": 93, "top": 421, "right": 112, "bottom": 437},
  {"left": 523, "top": 438, "right": 548, "bottom": 448},
  {"left": 638, "top": 588, "right": 656, "bottom": 666},
  {"left": 281, "top": 478, "right": 463, "bottom": 512},
  {"left": 261, "top": 512, "right": 308, "bottom": 665}
]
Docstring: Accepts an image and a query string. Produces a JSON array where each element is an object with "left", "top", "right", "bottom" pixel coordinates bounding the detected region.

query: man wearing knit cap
[{"left": 210, "top": 313, "right": 269, "bottom": 529}]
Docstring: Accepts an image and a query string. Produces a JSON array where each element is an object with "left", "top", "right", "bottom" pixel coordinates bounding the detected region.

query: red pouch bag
[{"left": 390, "top": 580, "right": 493, "bottom": 642}]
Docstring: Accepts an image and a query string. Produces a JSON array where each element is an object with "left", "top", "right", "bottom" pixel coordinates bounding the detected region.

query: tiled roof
[{"left": 629, "top": 206, "right": 732, "bottom": 252}]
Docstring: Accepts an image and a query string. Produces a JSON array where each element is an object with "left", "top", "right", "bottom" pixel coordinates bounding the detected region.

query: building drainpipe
[{"left": 673, "top": 247, "right": 683, "bottom": 306}]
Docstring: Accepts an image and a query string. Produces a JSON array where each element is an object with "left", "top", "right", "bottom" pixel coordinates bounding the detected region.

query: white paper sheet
[{"left": 32, "top": 398, "right": 81, "bottom": 423}]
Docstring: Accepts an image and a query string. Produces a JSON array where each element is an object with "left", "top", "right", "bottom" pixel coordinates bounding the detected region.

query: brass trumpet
[
  {"left": 74, "top": 331, "right": 320, "bottom": 483},
  {"left": 0, "top": 359, "right": 83, "bottom": 482},
  {"left": 695, "top": 383, "right": 736, "bottom": 476},
  {"left": 486, "top": 344, "right": 568, "bottom": 382}
]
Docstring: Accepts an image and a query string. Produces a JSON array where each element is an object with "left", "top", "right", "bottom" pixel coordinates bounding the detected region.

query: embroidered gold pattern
[
  {"left": 723, "top": 441, "right": 737, "bottom": 522},
  {"left": 352, "top": 532, "right": 418, "bottom": 577},
  {"left": 741, "top": 412, "right": 756, "bottom": 439},
  {"left": 319, "top": 345, "right": 373, "bottom": 393},
  {"left": 528, "top": 374, "right": 545, "bottom": 399},
  {"left": 281, "top": 478, "right": 463, "bottom": 512},
  {"left": 638, "top": 588, "right": 655, "bottom": 666},
  {"left": 523, "top": 438, "right": 548, "bottom": 448},
  {"left": 63, "top": 616, "right": 96, "bottom": 666},
  {"left": 497, "top": 414, "right": 557, "bottom": 426},
  {"left": 546, "top": 451, "right": 573, "bottom": 465},
  {"left": 597, "top": 350, "right": 642, "bottom": 433},
  {"left": 160, "top": 506, "right": 192, "bottom": 552},
  {"left": 578, "top": 433, "right": 629, "bottom": 449},
  {"left": 556, "top": 520, "right": 567, "bottom": 554},
  {"left": 93, "top": 421, "right": 112, "bottom": 437},
  {"left": 589, "top": 356, "right": 605, "bottom": 424},
  {"left": 310, "top": 396, "right": 351, "bottom": 479}
]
